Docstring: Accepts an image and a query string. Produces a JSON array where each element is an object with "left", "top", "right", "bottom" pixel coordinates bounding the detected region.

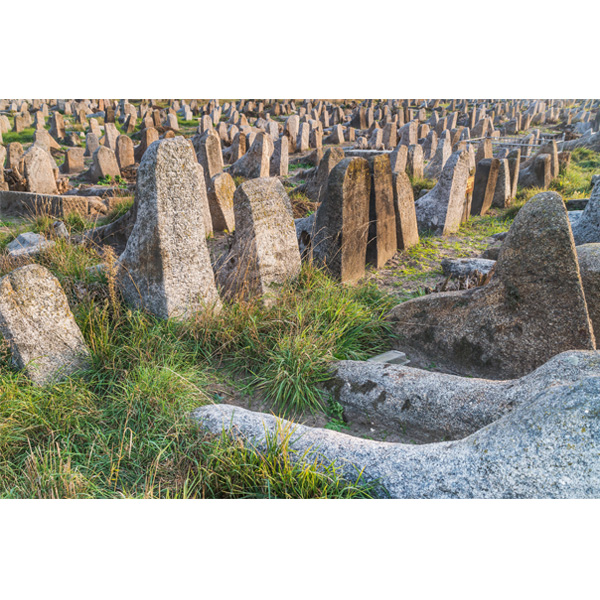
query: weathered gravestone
[
  {"left": 470, "top": 158, "right": 500, "bottom": 216},
  {"left": 312, "top": 157, "right": 371, "bottom": 283},
  {"left": 117, "top": 137, "right": 221, "bottom": 320},
  {"left": 86, "top": 146, "right": 120, "bottom": 183},
  {"left": 366, "top": 155, "right": 397, "bottom": 268},
  {"left": 22, "top": 145, "right": 58, "bottom": 194},
  {"left": 387, "top": 192, "right": 596, "bottom": 379},
  {"left": 0, "top": 264, "right": 90, "bottom": 385},
  {"left": 217, "top": 178, "right": 301, "bottom": 306},
  {"left": 393, "top": 172, "right": 419, "bottom": 250},
  {"left": 571, "top": 182, "right": 600, "bottom": 245},
  {"left": 230, "top": 132, "right": 273, "bottom": 179},
  {"left": 208, "top": 172, "right": 236, "bottom": 232},
  {"left": 414, "top": 150, "right": 470, "bottom": 235}
]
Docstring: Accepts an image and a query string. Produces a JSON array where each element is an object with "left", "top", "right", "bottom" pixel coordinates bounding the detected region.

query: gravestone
[
  {"left": 86, "top": 146, "right": 121, "bottom": 182},
  {"left": 218, "top": 178, "right": 301, "bottom": 306},
  {"left": 230, "top": 132, "right": 273, "bottom": 179},
  {"left": 471, "top": 158, "right": 500, "bottom": 216},
  {"left": 118, "top": 137, "right": 221, "bottom": 320},
  {"left": 22, "top": 145, "right": 58, "bottom": 194},
  {"left": 366, "top": 156, "right": 397, "bottom": 268},
  {"left": 388, "top": 192, "right": 595, "bottom": 379},
  {"left": 414, "top": 150, "right": 470, "bottom": 235},
  {"left": 208, "top": 172, "right": 236, "bottom": 232},
  {"left": 116, "top": 135, "right": 135, "bottom": 170},
  {"left": 0, "top": 264, "right": 90, "bottom": 385},
  {"left": 393, "top": 172, "right": 419, "bottom": 250},
  {"left": 312, "top": 157, "right": 371, "bottom": 283}
]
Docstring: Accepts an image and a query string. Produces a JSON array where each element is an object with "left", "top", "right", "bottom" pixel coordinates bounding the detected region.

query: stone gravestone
[
  {"left": 269, "top": 136, "right": 289, "bottom": 177},
  {"left": 61, "top": 147, "right": 85, "bottom": 174},
  {"left": 116, "top": 135, "right": 135, "bottom": 170},
  {"left": 208, "top": 172, "right": 236, "bottom": 232},
  {"left": 312, "top": 157, "right": 371, "bottom": 283},
  {"left": 471, "top": 158, "right": 500, "bottom": 216},
  {"left": 393, "top": 172, "right": 419, "bottom": 250},
  {"left": 86, "top": 146, "right": 121, "bottom": 182},
  {"left": 388, "top": 192, "right": 595, "bottom": 379},
  {"left": 366, "top": 156, "right": 397, "bottom": 268},
  {"left": 118, "top": 137, "right": 221, "bottom": 320},
  {"left": 22, "top": 145, "right": 58, "bottom": 194},
  {"left": 414, "top": 150, "right": 470, "bottom": 235},
  {"left": 217, "top": 178, "right": 301, "bottom": 306},
  {"left": 0, "top": 264, "right": 90, "bottom": 385},
  {"left": 230, "top": 132, "right": 273, "bottom": 179},
  {"left": 491, "top": 158, "right": 511, "bottom": 208}
]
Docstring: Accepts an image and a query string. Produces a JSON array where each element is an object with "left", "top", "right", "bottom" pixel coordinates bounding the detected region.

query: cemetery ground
[{"left": 1, "top": 146, "right": 597, "bottom": 499}]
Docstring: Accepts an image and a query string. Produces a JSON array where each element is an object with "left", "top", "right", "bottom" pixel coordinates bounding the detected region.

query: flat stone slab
[
  {"left": 441, "top": 257, "right": 496, "bottom": 279},
  {"left": 6, "top": 232, "right": 55, "bottom": 257},
  {"left": 192, "top": 351, "right": 600, "bottom": 498}
]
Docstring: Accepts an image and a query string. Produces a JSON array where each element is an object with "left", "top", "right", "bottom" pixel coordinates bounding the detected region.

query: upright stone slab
[
  {"left": 269, "top": 136, "right": 289, "bottom": 177},
  {"left": 87, "top": 146, "right": 120, "bottom": 182},
  {"left": 193, "top": 129, "right": 224, "bottom": 182},
  {"left": 22, "top": 145, "right": 58, "bottom": 194},
  {"left": 313, "top": 157, "right": 371, "bottom": 283},
  {"left": 366, "top": 156, "right": 397, "bottom": 268},
  {"left": 414, "top": 150, "right": 470, "bottom": 235},
  {"left": 507, "top": 148, "right": 521, "bottom": 199},
  {"left": 104, "top": 122, "right": 119, "bottom": 152},
  {"left": 303, "top": 146, "right": 345, "bottom": 203},
  {"left": 393, "top": 172, "right": 419, "bottom": 250},
  {"left": 471, "top": 158, "right": 500, "bottom": 216},
  {"left": 61, "top": 147, "right": 85, "bottom": 174},
  {"left": 388, "top": 192, "right": 596, "bottom": 379},
  {"left": 492, "top": 158, "right": 511, "bottom": 208},
  {"left": 134, "top": 127, "right": 159, "bottom": 163},
  {"left": 0, "top": 264, "right": 90, "bottom": 385},
  {"left": 117, "top": 137, "right": 221, "bottom": 319},
  {"left": 116, "top": 135, "right": 135, "bottom": 170},
  {"left": 219, "top": 178, "right": 301, "bottom": 306},
  {"left": 208, "top": 172, "right": 236, "bottom": 232},
  {"left": 85, "top": 133, "right": 100, "bottom": 157},
  {"left": 389, "top": 143, "right": 408, "bottom": 174}
]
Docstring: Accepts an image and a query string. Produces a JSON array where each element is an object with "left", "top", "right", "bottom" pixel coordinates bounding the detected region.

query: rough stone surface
[
  {"left": 471, "top": 158, "right": 500, "bottom": 216},
  {"left": 217, "top": 178, "right": 301, "bottom": 306},
  {"left": 392, "top": 172, "right": 419, "bottom": 250},
  {"left": 576, "top": 243, "right": 600, "bottom": 335},
  {"left": 366, "top": 155, "right": 397, "bottom": 268},
  {"left": 0, "top": 264, "right": 90, "bottom": 385},
  {"left": 6, "top": 232, "right": 55, "bottom": 257},
  {"left": 231, "top": 132, "right": 273, "bottom": 179},
  {"left": 312, "top": 157, "right": 371, "bottom": 283},
  {"left": 117, "top": 137, "right": 221, "bottom": 319},
  {"left": 441, "top": 257, "right": 496, "bottom": 279},
  {"left": 387, "top": 192, "right": 596, "bottom": 379},
  {"left": 414, "top": 150, "right": 470, "bottom": 235},
  {"left": 22, "top": 145, "right": 58, "bottom": 194},
  {"left": 208, "top": 172, "right": 236, "bottom": 232},
  {"left": 192, "top": 368, "right": 600, "bottom": 499},
  {"left": 330, "top": 350, "right": 600, "bottom": 442},
  {"left": 572, "top": 182, "right": 600, "bottom": 245}
]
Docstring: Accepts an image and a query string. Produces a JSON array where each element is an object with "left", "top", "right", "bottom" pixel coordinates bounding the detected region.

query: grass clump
[
  {"left": 410, "top": 175, "right": 436, "bottom": 197},
  {"left": 190, "top": 263, "right": 397, "bottom": 415},
  {"left": 2, "top": 127, "right": 36, "bottom": 145}
]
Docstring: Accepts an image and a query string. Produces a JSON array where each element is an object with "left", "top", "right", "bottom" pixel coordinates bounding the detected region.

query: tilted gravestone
[
  {"left": 217, "top": 178, "right": 301, "bottom": 306},
  {"left": 388, "top": 192, "right": 596, "bottom": 379},
  {"left": 208, "top": 172, "right": 236, "bottom": 232},
  {"left": 414, "top": 150, "right": 470, "bottom": 235},
  {"left": 393, "top": 172, "right": 419, "bottom": 250},
  {"left": 117, "top": 137, "right": 221, "bottom": 319},
  {"left": 0, "top": 264, "right": 90, "bottom": 385},
  {"left": 471, "top": 158, "right": 500, "bottom": 216}
]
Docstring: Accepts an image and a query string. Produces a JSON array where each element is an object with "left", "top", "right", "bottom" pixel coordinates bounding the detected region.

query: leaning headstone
[
  {"left": 491, "top": 158, "right": 511, "bottom": 208},
  {"left": 0, "top": 264, "right": 90, "bottom": 385},
  {"left": 393, "top": 172, "right": 419, "bottom": 250},
  {"left": 86, "top": 146, "right": 121, "bottom": 183},
  {"left": 22, "top": 145, "right": 58, "bottom": 194},
  {"left": 230, "top": 132, "right": 272, "bottom": 179},
  {"left": 217, "top": 178, "right": 301, "bottom": 306},
  {"left": 388, "top": 192, "right": 596, "bottom": 379},
  {"left": 117, "top": 137, "right": 221, "bottom": 320},
  {"left": 312, "top": 157, "right": 371, "bottom": 283},
  {"left": 414, "top": 150, "right": 470, "bottom": 235}
]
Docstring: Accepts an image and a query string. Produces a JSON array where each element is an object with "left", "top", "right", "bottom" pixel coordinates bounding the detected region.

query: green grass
[
  {"left": 549, "top": 147, "right": 600, "bottom": 199},
  {"left": 409, "top": 175, "right": 436, "bottom": 196},
  {"left": 2, "top": 127, "right": 36, "bottom": 145},
  {"left": 0, "top": 237, "right": 390, "bottom": 498}
]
